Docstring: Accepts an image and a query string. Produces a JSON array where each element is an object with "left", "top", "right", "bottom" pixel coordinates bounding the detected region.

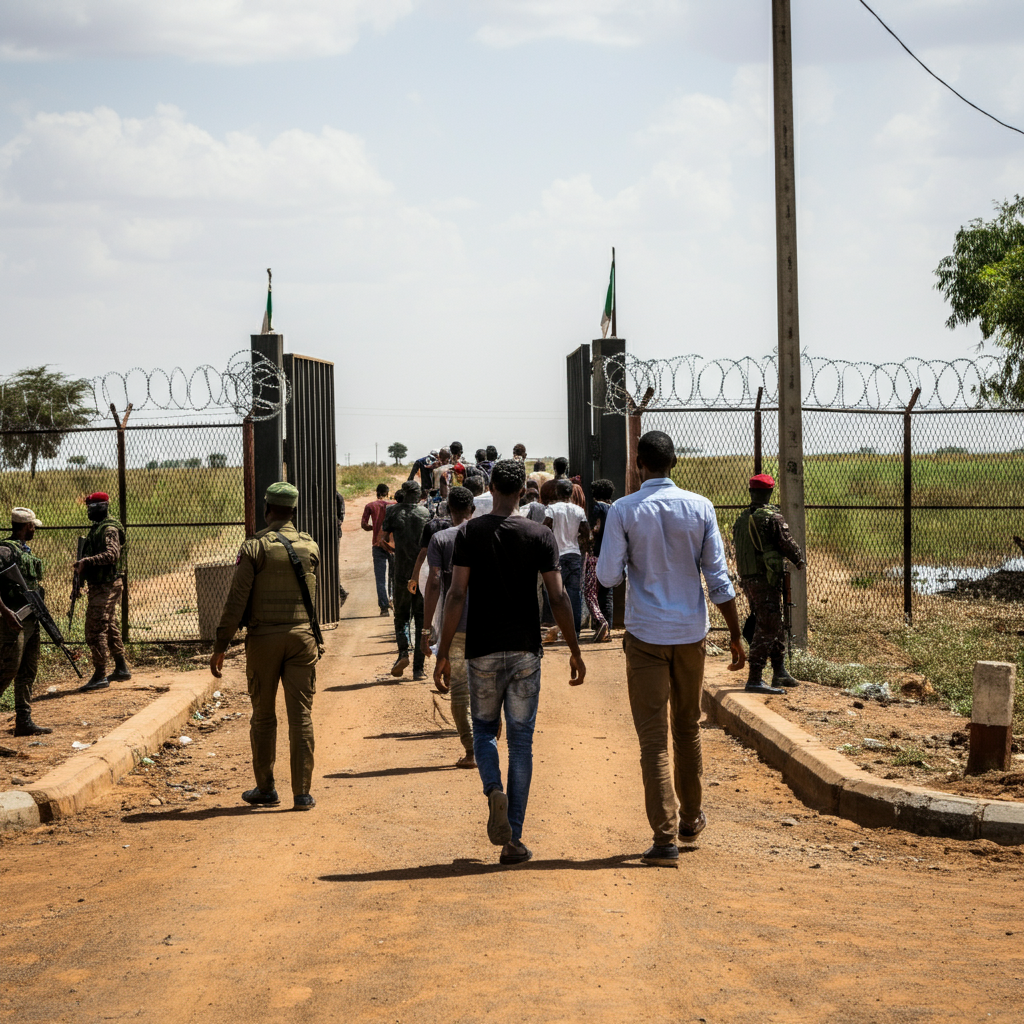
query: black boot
[
  {"left": 108, "top": 655, "right": 132, "bottom": 682},
  {"left": 771, "top": 661, "right": 800, "bottom": 688},
  {"left": 745, "top": 664, "right": 785, "bottom": 695},
  {"left": 81, "top": 668, "right": 110, "bottom": 692},
  {"left": 14, "top": 713, "right": 52, "bottom": 737}
]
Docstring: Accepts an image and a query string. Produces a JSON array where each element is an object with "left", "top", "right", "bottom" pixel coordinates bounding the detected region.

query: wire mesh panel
[
  {"left": 626, "top": 355, "right": 1024, "bottom": 633},
  {"left": 124, "top": 423, "right": 246, "bottom": 642}
]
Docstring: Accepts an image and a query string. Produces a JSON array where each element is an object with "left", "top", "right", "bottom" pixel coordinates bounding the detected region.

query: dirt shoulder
[{"left": 759, "top": 675, "right": 1024, "bottom": 802}]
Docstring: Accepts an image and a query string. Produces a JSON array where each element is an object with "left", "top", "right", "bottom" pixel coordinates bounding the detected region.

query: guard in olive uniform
[
  {"left": 210, "top": 482, "right": 321, "bottom": 810},
  {"left": 74, "top": 491, "right": 131, "bottom": 692},
  {"left": 0, "top": 508, "right": 52, "bottom": 736},
  {"left": 732, "top": 474, "right": 805, "bottom": 695}
]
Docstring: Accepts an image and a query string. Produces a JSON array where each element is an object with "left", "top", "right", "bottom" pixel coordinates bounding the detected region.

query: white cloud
[
  {"left": 474, "top": 0, "right": 686, "bottom": 48},
  {"left": 0, "top": 0, "right": 417, "bottom": 62}
]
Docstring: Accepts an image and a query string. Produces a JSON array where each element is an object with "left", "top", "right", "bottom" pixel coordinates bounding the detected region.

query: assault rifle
[
  {"left": 68, "top": 536, "right": 86, "bottom": 630},
  {"left": 0, "top": 562, "right": 84, "bottom": 678},
  {"left": 783, "top": 567, "right": 793, "bottom": 668}
]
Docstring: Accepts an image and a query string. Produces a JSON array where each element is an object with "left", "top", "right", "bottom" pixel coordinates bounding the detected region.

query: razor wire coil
[
  {"left": 597, "top": 353, "right": 1017, "bottom": 413},
  {"left": 0, "top": 350, "right": 290, "bottom": 429}
]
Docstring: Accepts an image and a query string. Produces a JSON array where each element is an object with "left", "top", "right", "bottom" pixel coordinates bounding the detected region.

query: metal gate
[
  {"left": 566, "top": 344, "right": 593, "bottom": 499},
  {"left": 284, "top": 354, "right": 340, "bottom": 627}
]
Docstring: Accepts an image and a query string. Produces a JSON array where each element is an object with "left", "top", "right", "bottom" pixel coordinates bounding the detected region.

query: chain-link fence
[
  {"left": 600, "top": 354, "right": 1023, "bottom": 631},
  {"left": 0, "top": 354, "right": 288, "bottom": 644}
]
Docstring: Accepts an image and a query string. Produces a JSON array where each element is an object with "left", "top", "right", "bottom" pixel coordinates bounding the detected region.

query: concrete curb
[
  {"left": 702, "top": 677, "right": 1024, "bottom": 845},
  {"left": 0, "top": 672, "right": 217, "bottom": 831}
]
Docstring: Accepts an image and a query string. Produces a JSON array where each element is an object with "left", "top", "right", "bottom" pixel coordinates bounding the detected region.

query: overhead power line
[{"left": 857, "top": 0, "right": 1024, "bottom": 136}]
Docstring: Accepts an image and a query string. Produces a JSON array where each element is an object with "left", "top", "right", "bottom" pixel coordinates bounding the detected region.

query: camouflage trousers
[
  {"left": 85, "top": 579, "right": 125, "bottom": 672},
  {"left": 0, "top": 618, "right": 40, "bottom": 716},
  {"left": 740, "top": 577, "right": 786, "bottom": 671}
]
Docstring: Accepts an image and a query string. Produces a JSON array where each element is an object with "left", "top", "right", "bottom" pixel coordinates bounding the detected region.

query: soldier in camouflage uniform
[
  {"left": 209, "top": 482, "right": 321, "bottom": 811},
  {"left": 0, "top": 507, "right": 52, "bottom": 736},
  {"left": 732, "top": 474, "right": 804, "bottom": 695},
  {"left": 74, "top": 492, "right": 131, "bottom": 692}
]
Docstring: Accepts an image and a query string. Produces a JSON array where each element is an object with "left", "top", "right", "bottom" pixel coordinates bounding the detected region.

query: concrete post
[{"left": 966, "top": 661, "right": 1015, "bottom": 774}]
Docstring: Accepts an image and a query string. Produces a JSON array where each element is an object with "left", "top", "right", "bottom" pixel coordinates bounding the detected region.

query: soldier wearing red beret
[
  {"left": 73, "top": 492, "right": 131, "bottom": 691},
  {"left": 732, "top": 474, "right": 805, "bottom": 694}
]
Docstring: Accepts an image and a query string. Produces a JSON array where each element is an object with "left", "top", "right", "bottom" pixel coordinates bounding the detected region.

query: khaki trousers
[
  {"left": 448, "top": 631, "right": 473, "bottom": 755},
  {"left": 623, "top": 631, "right": 705, "bottom": 845},
  {"left": 246, "top": 627, "right": 317, "bottom": 797}
]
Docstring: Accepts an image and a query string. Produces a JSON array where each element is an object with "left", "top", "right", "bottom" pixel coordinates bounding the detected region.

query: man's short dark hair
[
  {"left": 486, "top": 445, "right": 498, "bottom": 460},
  {"left": 489, "top": 459, "right": 526, "bottom": 496},
  {"left": 450, "top": 441, "right": 463, "bottom": 456},
  {"left": 513, "top": 443, "right": 527, "bottom": 457},
  {"left": 637, "top": 430, "right": 676, "bottom": 473},
  {"left": 592, "top": 478, "right": 614, "bottom": 501},
  {"left": 376, "top": 483, "right": 389, "bottom": 497},
  {"left": 464, "top": 474, "right": 484, "bottom": 496},
  {"left": 553, "top": 456, "right": 569, "bottom": 475},
  {"left": 475, "top": 448, "right": 487, "bottom": 462},
  {"left": 533, "top": 460, "right": 546, "bottom": 472},
  {"left": 447, "top": 486, "right": 473, "bottom": 513},
  {"left": 394, "top": 490, "right": 405, "bottom": 503},
  {"left": 525, "top": 478, "right": 539, "bottom": 492},
  {"left": 555, "top": 478, "right": 573, "bottom": 499}
]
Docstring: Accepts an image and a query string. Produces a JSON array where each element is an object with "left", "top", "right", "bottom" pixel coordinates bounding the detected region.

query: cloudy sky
[{"left": 0, "top": 0, "right": 1021, "bottom": 460}]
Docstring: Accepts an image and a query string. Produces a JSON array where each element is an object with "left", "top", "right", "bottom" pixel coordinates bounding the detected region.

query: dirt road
[{"left": 2, "top": 504, "right": 1022, "bottom": 1024}]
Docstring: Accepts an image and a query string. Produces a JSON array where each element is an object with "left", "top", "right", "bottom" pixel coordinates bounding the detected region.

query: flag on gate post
[
  {"left": 261, "top": 268, "right": 273, "bottom": 333},
  {"left": 600, "top": 248, "right": 616, "bottom": 338}
]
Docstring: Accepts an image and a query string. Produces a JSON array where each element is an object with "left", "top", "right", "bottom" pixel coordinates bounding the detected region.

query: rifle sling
[{"left": 273, "top": 532, "right": 324, "bottom": 656}]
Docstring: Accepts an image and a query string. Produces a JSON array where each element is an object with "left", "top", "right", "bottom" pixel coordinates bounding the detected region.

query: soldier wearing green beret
[{"left": 210, "top": 481, "right": 321, "bottom": 810}]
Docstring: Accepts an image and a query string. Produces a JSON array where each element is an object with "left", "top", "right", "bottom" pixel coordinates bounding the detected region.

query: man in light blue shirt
[{"left": 597, "top": 430, "right": 744, "bottom": 867}]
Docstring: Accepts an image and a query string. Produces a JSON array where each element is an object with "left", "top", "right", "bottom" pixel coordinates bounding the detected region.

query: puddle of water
[{"left": 890, "top": 557, "right": 1024, "bottom": 596}]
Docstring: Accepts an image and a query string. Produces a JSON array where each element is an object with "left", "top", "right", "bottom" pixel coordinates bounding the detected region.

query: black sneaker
[
  {"left": 500, "top": 839, "right": 533, "bottom": 865},
  {"left": 486, "top": 789, "right": 512, "bottom": 847},
  {"left": 745, "top": 681, "right": 785, "bottom": 695},
  {"left": 642, "top": 843, "right": 680, "bottom": 867},
  {"left": 413, "top": 669, "right": 426, "bottom": 682},
  {"left": 293, "top": 794, "right": 316, "bottom": 810},
  {"left": 242, "top": 787, "right": 280, "bottom": 806},
  {"left": 679, "top": 809, "right": 707, "bottom": 842},
  {"left": 379, "top": 608, "right": 390, "bottom": 616},
  {"left": 391, "top": 654, "right": 409, "bottom": 677}
]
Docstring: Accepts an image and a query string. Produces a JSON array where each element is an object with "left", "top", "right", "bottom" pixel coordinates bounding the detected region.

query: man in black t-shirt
[{"left": 435, "top": 459, "right": 585, "bottom": 866}]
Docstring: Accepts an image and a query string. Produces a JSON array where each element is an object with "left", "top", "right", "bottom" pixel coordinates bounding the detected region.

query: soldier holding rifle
[
  {"left": 732, "top": 473, "right": 804, "bottom": 695},
  {"left": 0, "top": 508, "right": 53, "bottom": 736},
  {"left": 209, "top": 482, "right": 322, "bottom": 811},
  {"left": 73, "top": 491, "right": 131, "bottom": 692}
]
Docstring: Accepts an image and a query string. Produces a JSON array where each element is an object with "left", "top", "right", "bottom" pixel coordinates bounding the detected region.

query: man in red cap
[
  {"left": 73, "top": 492, "right": 131, "bottom": 691},
  {"left": 732, "top": 473, "right": 804, "bottom": 694}
]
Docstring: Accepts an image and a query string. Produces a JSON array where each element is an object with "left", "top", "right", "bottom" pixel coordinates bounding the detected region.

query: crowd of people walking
[{"left": 202, "top": 431, "right": 804, "bottom": 869}]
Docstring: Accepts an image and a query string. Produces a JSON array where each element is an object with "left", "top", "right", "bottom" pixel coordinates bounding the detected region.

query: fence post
[
  {"left": 903, "top": 387, "right": 921, "bottom": 624},
  {"left": 242, "top": 415, "right": 256, "bottom": 538},
  {"left": 110, "top": 402, "right": 133, "bottom": 642},
  {"left": 625, "top": 387, "right": 655, "bottom": 494},
  {"left": 754, "top": 386, "right": 763, "bottom": 475}
]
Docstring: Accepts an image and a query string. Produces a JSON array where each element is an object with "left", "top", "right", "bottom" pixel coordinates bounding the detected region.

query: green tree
[
  {"left": 67, "top": 454, "right": 87, "bottom": 465},
  {"left": 387, "top": 441, "right": 408, "bottom": 465},
  {"left": 0, "top": 366, "right": 94, "bottom": 477},
  {"left": 208, "top": 453, "right": 227, "bottom": 468},
  {"left": 934, "top": 196, "right": 1024, "bottom": 402}
]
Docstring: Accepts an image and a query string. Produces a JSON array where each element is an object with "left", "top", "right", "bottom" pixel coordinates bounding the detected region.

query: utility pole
[
  {"left": 375, "top": 442, "right": 378, "bottom": 465},
  {"left": 772, "top": 0, "right": 807, "bottom": 647}
]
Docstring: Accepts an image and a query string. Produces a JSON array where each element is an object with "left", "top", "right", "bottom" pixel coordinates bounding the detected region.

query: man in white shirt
[
  {"left": 597, "top": 430, "right": 745, "bottom": 868},
  {"left": 543, "top": 479, "right": 590, "bottom": 638}
]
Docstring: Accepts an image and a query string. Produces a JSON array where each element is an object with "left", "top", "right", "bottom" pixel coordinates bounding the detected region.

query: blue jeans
[
  {"left": 468, "top": 651, "right": 541, "bottom": 842},
  {"left": 559, "top": 552, "right": 582, "bottom": 637},
  {"left": 371, "top": 546, "right": 392, "bottom": 611}
]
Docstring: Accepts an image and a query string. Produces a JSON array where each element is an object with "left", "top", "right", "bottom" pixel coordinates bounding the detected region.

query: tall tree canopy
[
  {"left": 934, "top": 196, "right": 1024, "bottom": 402},
  {"left": 0, "top": 366, "right": 94, "bottom": 477},
  {"left": 387, "top": 441, "right": 408, "bottom": 466}
]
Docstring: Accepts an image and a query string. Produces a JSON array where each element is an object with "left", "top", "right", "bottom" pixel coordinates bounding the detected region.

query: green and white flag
[
  {"left": 261, "top": 268, "right": 273, "bottom": 333},
  {"left": 600, "top": 250, "right": 615, "bottom": 338}
]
